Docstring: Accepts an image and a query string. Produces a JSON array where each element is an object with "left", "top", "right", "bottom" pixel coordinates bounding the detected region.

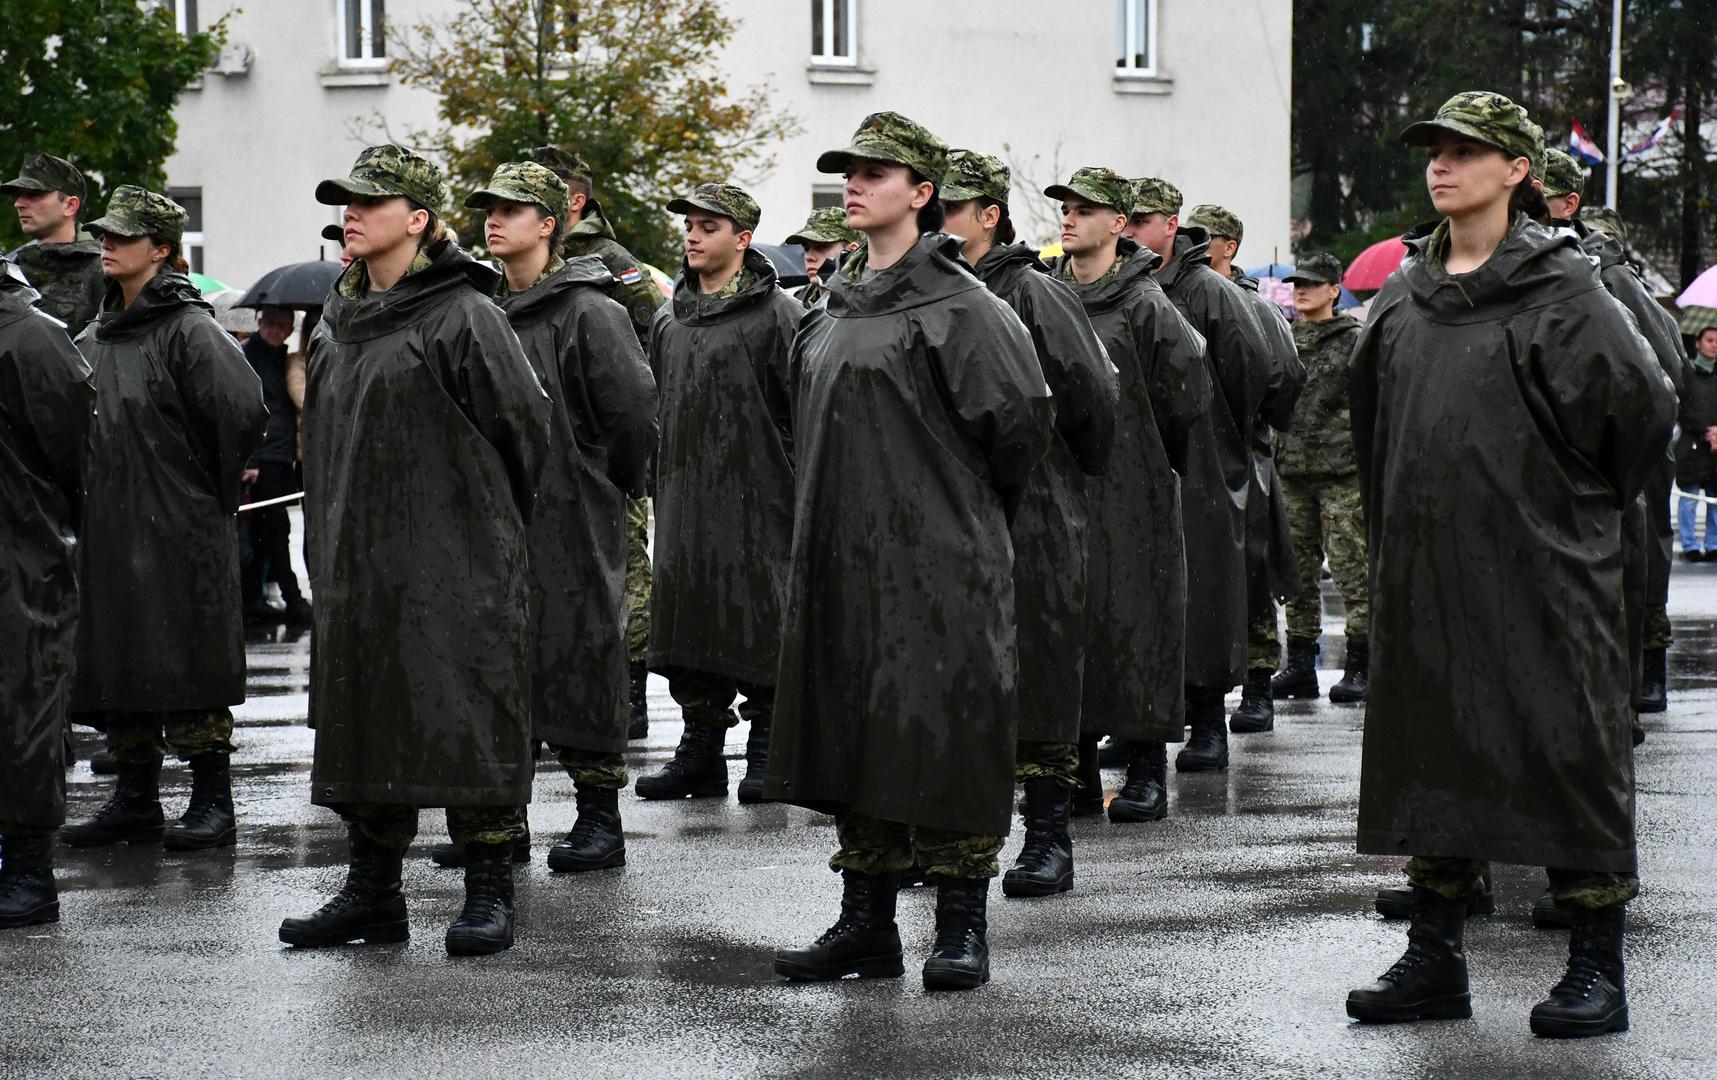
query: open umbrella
[
  {"left": 751, "top": 242, "right": 809, "bottom": 287},
  {"left": 1675, "top": 264, "right": 1717, "bottom": 334},
  {"left": 205, "top": 289, "right": 256, "bottom": 335},
  {"left": 235, "top": 259, "right": 343, "bottom": 310},
  {"left": 1342, "top": 235, "right": 1409, "bottom": 292},
  {"left": 189, "top": 272, "right": 230, "bottom": 295}
]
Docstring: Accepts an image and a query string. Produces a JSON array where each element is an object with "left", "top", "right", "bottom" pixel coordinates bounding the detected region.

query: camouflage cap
[
  {"left": 941, "top": 150, "right": 1011, "bottom": 205},
  {"left": 1399, "top": 91, "right": 1542, "bottom": 165},
  {"left": 816, "top": 111, "right": 950, "bottom": 187},
  {"left": 1185, "top": 203, "right": 1243, "bottom": 242},
  {"left": 785, "top": 206, "right": 859, "bottom": 246},
  {"left": 1283, "top": 251, "right": 1344, "bottom": 286},
  {"left": 86, "top": 185, "right": 188, "bottom": 241},
  {"left": 321, "top": 223, "right": 346, "bottom": 244},
  {"left": 1043, "top": 167, "right": 1133, "bottom": 214},
  {"left": 1130, "top": 177, "right": 1183, "bottom": 218},
  {"left": 315, "top": 144, "right": 446, "bottom": 212},
  {"left": 1, "top": 151, "right": 86, "bottom": 201},
  {"left": 1579, "top": 205, "right": 1628, "bottom": 246},
  {"left": 1542, "top": 147, "right": 1586, "bottom": 198},
  {"left": 528, "top": 146, "right": 594, "bottom": 190},
  {"left": 666, "top": 182, "right": 761, "bottom": 233},
  {"left": 464, "top": 161, "right": 571, "bottom": 222}
]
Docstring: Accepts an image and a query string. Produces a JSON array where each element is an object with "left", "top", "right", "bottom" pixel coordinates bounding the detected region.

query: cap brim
[
  {"left": 817, "top": 146, "right": 916, "bottom": 175},
  {"left": 315, "top": 177, "right": 397, "bottom": 206},
  {"left": 786, "top": 231, "right": 836, "bottom": 246},
  {"left": 322, "top": 224, "right": 346, "bottom": 243},
  {"left": 1281, "top": 273, "right": 1336, "bottom": 285},
  {"left": 0, "top": 179, "right": 51, "bottom": 196},
  {"left": 84, "top": 216, "right": 148, "bottom": 239},
  {"left": 1044, "top": 183, "right": 1121, "bottom": 212},
  {"left": 1399, "top": 118, "right": 1503, "bottom": 152},
  {"left": 939, "top": 183, "right": 987, "bottom": 203}
]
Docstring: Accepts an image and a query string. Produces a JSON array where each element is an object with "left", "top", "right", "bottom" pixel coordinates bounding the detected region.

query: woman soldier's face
[
  {"left": 1424, "top": 132, "right": 1529, "bottom": 217},
  {"left": 342, "top": 195, "right": 423, "bottom": 259},
  {"left": 98, "top": 233, "right": 167, "bottom": 280},
  {"left": 843, "top": 159, "right": 929, "bottom": 233}
]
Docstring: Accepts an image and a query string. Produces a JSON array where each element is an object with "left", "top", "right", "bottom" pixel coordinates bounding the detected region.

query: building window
[
  {"left": 810, "top": 0, "right": 856, "bottom": 66},
  {"left": 340, "top": 0, "right": 387, "bottom": 66},
  {"left": 169, "top": 188, "right": 206, "bottom": 276},
  {"left": 162, "top": 0, "right": 198, "bottom": 35},
  {"left": 1115, "top": 0, "right": 1158, "bottom": 77},
  {"left": 811, "top": 185, "right": 845, "bottom": 209}
]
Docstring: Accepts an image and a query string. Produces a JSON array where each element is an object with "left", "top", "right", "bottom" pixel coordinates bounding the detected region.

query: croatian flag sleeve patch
[{"left": 620, "top": 267, "right": 643, "bottom": 285}]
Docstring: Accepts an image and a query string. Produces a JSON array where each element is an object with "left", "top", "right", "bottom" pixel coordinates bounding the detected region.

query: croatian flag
[
  {"left": 1627, "top": 108, "right": 1681, "bottom": 157},
  {"left": 1569, "top": 121, "right": 1605, "bottom": 165}
]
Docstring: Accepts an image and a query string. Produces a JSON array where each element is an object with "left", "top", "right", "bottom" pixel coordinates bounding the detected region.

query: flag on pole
[
  {"left": 1626, "top": 108, "right": 1681, "bottom": 158},
  {"left": 1569, "top": 121, "right": 1606, "bottom": 165}
]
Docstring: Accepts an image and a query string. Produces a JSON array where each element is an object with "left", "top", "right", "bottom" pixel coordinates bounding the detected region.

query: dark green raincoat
[
  {"left": 1352, "top": 216, "right": 1676, "bottom": 871},
  {"left": 1233, "top": 273, "right": 1304, "bottom": 609},
  {"left": 498, "top": 256, "right": 657, "bottom": 756},
  {"left": 1157, "top": 228, "right": 1271, "bottom": 688},
  {"left": 72, "top": 272, "right": 266, "bottom": 714},
  {"left": 0, "top": 271, "right": 93, "bottom": 828},
  {"left": 646, "top": 248, "right": 801, "bottom": 687},
  {"left": 972, "top": 242, "right": 1118, "bottom": 745},
  {"left": 1053, "top": 240, "right": 1209, "bottom": 741},
  {"left": 765, "top": 235, "right": 1055, "bottom": 836},
  {"left": 304, "top": 241, "right": 551, "bottom": 808}
]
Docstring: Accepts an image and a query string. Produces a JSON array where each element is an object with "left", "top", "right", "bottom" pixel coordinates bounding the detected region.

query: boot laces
[
  {"left": 1381, "top": 923, "right": 1441, "bottom": 984},
  {"left": 1550, "top": 954, "right": 1607, "bottom": 1000}
]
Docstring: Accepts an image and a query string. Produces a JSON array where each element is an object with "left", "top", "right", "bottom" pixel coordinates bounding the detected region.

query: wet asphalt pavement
[{"left": 5, "top": 571, "right": 1717, "bottom": 1080}]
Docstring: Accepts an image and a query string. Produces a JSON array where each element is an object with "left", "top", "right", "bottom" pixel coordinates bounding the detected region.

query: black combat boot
[
  {"left": 736, "top": 716, "right": 772, "bottom": 804},
  {"left": 60, "top": 761, "right": 164, "bottom": 847},
  {"left": 445, "top": 841, "right": 517, "bottom": 955},
  {"left": 430, "top": 831, "right": 531, "bottom": 868},
  {"left": 89, "top": 746, "right": 118, "bottom": 775},
  {"left": 1108, "top": 741, "right": 1168, "bottom": 822},
  {"left": 627, "top": 663, "right": 649, "bottom": 740},
  {"left": 774, "top": 870, "right": 905, "bottom": 981},
  {"left": 1096, "top": 737, "right": 1130, "bottom": 769},
  {"left": 634, "top": 720, "right": 729, "bottom": 800},
  {"left": 1071, "top": 734, "right": 1106, "bottom": 816},
  {"left": 1377, "top": 868, "right": 1494, "bottom": 920},
  {"left": 1346, "top": 887, "right": 1472, "bottom": 1023},
  {"left": 279, "top": 827, "right": 409, "bottom": 947},
  {"left": 1637, "top": 646, "right": 1667, "bottom": 714},
  {"left": 1532, "top": 888, "right": 1576, "bottom": 930},
  {"left": 1002, "top": 778, "right": 1073, "bottom": 898},
  {"left": 0, "top": 835, "right": 59, "bottom": 929},
  {"left": 1175, "top": 691, "right": 1229, "bottom": 772},
  {"left": 1229, "top": 668, "right": 1275, "bottom": 733},
  {"left": 163, "top": 752, "right": 237, "bottom": 851},
  {"left": 548, "top": 785, "right": 626, "bottom": 872},
  {"left": 923, "top": 877, "right": 991, "bottom": 990},
  {"left": 1329, "top": 637, "right": 1370, "bottom": 703},
  {"left": 1529, "top": 904, "right": 1628, "bottom": 1037},
  {"left": 1271, "top": 637, "right": 1321, "bottom": 700}
]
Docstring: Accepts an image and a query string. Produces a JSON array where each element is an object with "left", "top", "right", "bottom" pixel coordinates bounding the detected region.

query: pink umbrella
[
  {"left": 1676, "top": 263, "right": 1717, "bottom": 309},
  {"left": 1343, "top": 235, "right": 1409, "bottom": 292}
]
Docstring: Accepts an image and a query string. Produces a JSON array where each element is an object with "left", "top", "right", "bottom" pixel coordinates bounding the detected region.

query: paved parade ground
[{"left": 4, "top": 570, "right": 1715, "bottom": 1080}]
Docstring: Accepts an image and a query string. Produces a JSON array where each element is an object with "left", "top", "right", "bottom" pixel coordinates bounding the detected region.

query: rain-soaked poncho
[
  {"left": 72, "top": 272, "right": 266, "bottom": 714},
  {"left": 499, "top": 256, "right": 657, "bottom": 756},
  {"left": 647, "top": 248, "right": 801, "bottom": 686},
  {"left": 1157, "top": 228, "right": 1271, "bottom": 688},
  {"left": 1352, "top": 215, "right": 1675, "bottom": 871},
  {"left": 1232, "top": 272, "right": 1305, "bottom": 610},
  {"left": 972, "top": 243, "right": 1117, "bottom": 745},
  {"left": 0, "top": 269, "right": 92, "bottom": 828},
  {"left": 1052, "top": 240, "right": 1209, "bottom": 741},
  {"left": 305, "top": 241, "right": 550, "bottom": 808},
  {"left": 765, "top": 234, "right": 1054, "bottom": 835}
]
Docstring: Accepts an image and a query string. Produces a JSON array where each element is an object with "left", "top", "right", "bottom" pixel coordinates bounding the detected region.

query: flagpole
[{"left": 1606, "top": 0, "right": 1624, "bottom": 209}]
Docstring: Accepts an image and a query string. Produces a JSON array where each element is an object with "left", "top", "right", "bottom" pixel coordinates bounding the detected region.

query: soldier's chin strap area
[{"left": 238, "top": 491, "right": 305, "bottom": 513}]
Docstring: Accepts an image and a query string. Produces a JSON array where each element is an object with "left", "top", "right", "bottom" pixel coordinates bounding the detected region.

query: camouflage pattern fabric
[
  {"left": 666, "top": 669, "right": 772, "bottom": 732},
  {"left": 1282, "top": 475, "right": 1369, "bottom": 642},
  {"left": 527, "top": 146, "right": 595, "bottom": 192},
  {"left": 315, "top": 144, "right": 446, "bottom": 212},
  {"left": 1247, "top": 608, "right": 1280, "bottom": 672},
  {"left": 785, "top": 206, "right": 859, "bottom": 246},
  {"left": 1044, "top": 166, "right": 1134, "bottom": 214},
  {"left": 1399, "top": 91, "right": 1543, "bottom": 165},
  {"left": 1542, "top": 147, "right": 1586, "bottom": 198},
  {"left": 1407, "top": 855, "right": 1639, "bottom": 910},
  {"left": 816, "top": 111, "right": 950, "bottom": 186},
  {"left": 1277, "top": 312, "right": 1362, "bottom": 478},
  {"left": 1645, "top": 607, "right": 1672, "bottom": 650},
  {"left": 557, "top": 747, "right": 628, "bottom": 790},
  {"left": 86, "top": 185, "right": 188, "bottom": 241},
  {"left": 10, "top": 235, "right": 105, "bottom": 338},
  {"left": 464, "top": 161, "right": 570, "bottom": 222},
  {"left": 667, "top": 183, "right": 761, "bottom": 233},
  {"left": 832, "top": 812, "right": 1005, "bottom": 880},
  {"left": 625, "top": 498, "right": 653, "bottom": 662},
  {"left": 708, "top": 265, "right": 757, "bottom": 300},
  {"left": 335, "top": 244, "right": 435, "bottom": 300},
  {"left": 1283, "top": 251, "right": 1343, "bottom": 286},
  {"left": 1185, "top": 203, "right": 1243, "bottom": 242},
  {"left": 1014, "top": 740, "right": 1079, "bottom": 790},
  {"left": 0, "top": 151, "right": 87, "bottom": 200},
  {"left": 339, "top": 804, "right": 528, "bottom": 850},
  {"left": 1129, "top": 177, "right": 1183, "bottom": 217},
  {"left": 941, "top": 150, "right": 1010, "bottom": 204},
  {"left": 566, "top": 211, "right": 664, "bottom": 350},
  {"left": 105, "top": 709, "right": 235, "bottom": 765}
]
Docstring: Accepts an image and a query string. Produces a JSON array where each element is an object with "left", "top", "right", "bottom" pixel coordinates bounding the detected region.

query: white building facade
[{"left": 163, "top": 0, "right": 1292, "bottom": 288}]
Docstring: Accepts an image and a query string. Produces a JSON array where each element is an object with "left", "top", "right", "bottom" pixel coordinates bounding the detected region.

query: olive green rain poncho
[
  {"left": 765, "top": 235, "right": 1055, "bottom": 836},
  {"left": 1352, "top": 215, "right": 1675, "bottom": 871}
]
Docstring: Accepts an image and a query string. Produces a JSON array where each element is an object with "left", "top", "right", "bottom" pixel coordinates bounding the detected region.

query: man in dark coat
[
  {"left": 637, "top": 183, "right": 800, "bottom": 805},
  {"left": 1045, "top": 168, "right": 1209, "bottom": 825},
  {"left": 3, "top": 152, "right": 106, "bottom": 339},
  {"left": 1127, "top": 177, "right": 1272, "bottom": 772},
  {"left": 62, "top": 186, "right": 267, "bottom": 855},
  {"left": 942, "top": 151, "right": 1118, "bottom": 896},
  {"left": 238, "top": 305, "right": 311, "bottom": 628},
  {"left": 0, "top": 259, "right": 93, "bottom": 929}
]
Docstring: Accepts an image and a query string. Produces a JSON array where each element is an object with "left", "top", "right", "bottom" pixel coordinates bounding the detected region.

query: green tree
[
  {"left": 387, "top": 0, "right": 800, "bottom": 267},
  {"left": 0, "top": 0, "right": 222, "bottom": 250}
]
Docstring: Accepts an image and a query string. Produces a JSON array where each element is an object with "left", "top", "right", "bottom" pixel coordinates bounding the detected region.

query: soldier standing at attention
[
  {"left": 784, "top": 206, "right": 860, "bottom": 308},
  {"left": 2, "top": 153, "right": 106, "bottom": 339},
  {"left": 530, "top": 147, "right": 666, "bottom": 740},
  {"left": 1269, "top": 252, "right": 1369, "bottom": 705}
]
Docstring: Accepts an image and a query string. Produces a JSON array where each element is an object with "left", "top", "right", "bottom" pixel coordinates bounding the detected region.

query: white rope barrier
[{"left": 238, "top": 490, "right": 306, "bottom": 513}]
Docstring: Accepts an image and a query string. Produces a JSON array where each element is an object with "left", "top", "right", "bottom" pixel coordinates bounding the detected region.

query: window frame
[
  {"left": 168, "top": 187, "right": 206, "bottom": 276},
  {"left": 163, "top": 0, "right": 198, "bottom": 36},
  {"left": 810, "top": 0, "right": 857, "bottom": 67},
  {"left": 1114, "top": 0, "right": 1159, "bottom": 79},
  {"left": 337, "top": 0, "right": 389, "bottom": 69}
]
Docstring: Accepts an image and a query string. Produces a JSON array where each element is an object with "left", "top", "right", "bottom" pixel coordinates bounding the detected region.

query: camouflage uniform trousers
[
  {"left": 832, "top": 812, "right": 1005, "bottom": 881},
  {"left": 102, "top": 708, "right": 236, "bottom": 765},
  {"left": 1406, "top": 855, "right": 1639, "bottom": 911},
  {"left": 1247, "top": 606, "right": 1284, "bottom": 674},
  {"left": 1015, "top": 740, "right": 1079, "bottom": 790},
  {"left": 1282, "top": 474, "right": 1370, "bottom": 643},
  {"left": 625, "top": 498, "right": 652, "bottom": 663},
  {"left": 340, "top": 803, "right": 527, "bottom": 851},
  {"left": 557, "top": 746, "right": 628, "bottom": 790},
  {"left": 1645, "top": 606, "right": 1672, "bottom": 651},
  {"left": 669, "top": 668, "right": 772, "bottom": 731}
]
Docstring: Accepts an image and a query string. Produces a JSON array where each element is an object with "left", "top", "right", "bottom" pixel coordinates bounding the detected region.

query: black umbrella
[
  {"left": 235, "top": 259, "right": 344, "bottom": 310},
  {"left": 751, "top": 242, "right": 808, "bottom": 287}
]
